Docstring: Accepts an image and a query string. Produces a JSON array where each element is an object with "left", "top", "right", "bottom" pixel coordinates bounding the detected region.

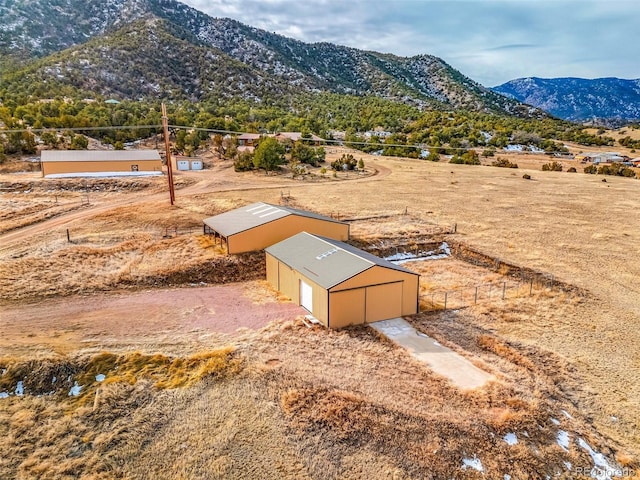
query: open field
[{"left": 1, "top": 150, "right": 640, "bottom": 477}]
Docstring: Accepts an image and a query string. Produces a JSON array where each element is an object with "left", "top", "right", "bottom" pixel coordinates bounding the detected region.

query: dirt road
[{"left": 0, "top": 157, "right": 390, "bottom": 250}]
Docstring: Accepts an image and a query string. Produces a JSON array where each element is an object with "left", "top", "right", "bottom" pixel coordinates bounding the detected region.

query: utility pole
[{"left": 161, "top": 102, "right": 175, "bottom": 205}]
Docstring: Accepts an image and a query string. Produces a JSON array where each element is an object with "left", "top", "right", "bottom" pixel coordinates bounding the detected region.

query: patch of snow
[
  {"left": 462, "top": 457, "right": 483, "bottom": 472},
  {"left": 505, "top": 144, "right": 524, "bottom": 152},
  {"left": 564, "top": 461, "right": 572, "bottom": 471},
  {"left": 504, "top": 475, "right": 511, "bottom": 480},
  {"left": 15, "top": 381, "right": 24, "bottom": 396},
  {"left": 551, "top": 417, "right": 561, "bottom": 426},
  {"left": 561, "top": 409, "right": 573, "bottom": 419},
  {"left": 557, "top": 430, "right": 570, "bottom": 451},
  {"left": 504, "top": 432, "right": 518, "bottom": 445},
  {"left": 578, "top": 438, "right": 618, "bottom": 480},
  {"left": 433, "top": 341, "right": 441, "bottom": 347},
  {"left": 386, "top": 242, "right": 451, "bottom": 264},
  {"left": 0, "top": 392, "right": 9, "bottom": 399},
  {"left": 610, "top": 416, "right": 617, "bottom": 422},
  {"left": 1, "top": 368, "right": 6, "bottom": 375},
  {"left": 68, "top": 382, "right": 82, "bottom": 396},
  {"left": 95, "top": 374, "right": 105, "bottom": 382},
  {"left": 52, "top": 376, "right": 56, "bottom": 384}
]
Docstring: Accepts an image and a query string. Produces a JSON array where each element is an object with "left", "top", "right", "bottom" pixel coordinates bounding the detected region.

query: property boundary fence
[
  {"left": 63, "top": 224, "right": 201, "bottom": 244},
  {"left": 420, "top": 278, "right": 536, "bottom": 312}
]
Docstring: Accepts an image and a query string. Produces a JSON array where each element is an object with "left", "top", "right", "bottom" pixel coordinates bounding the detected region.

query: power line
[{"left": 0, "top": 125, "right": 161, "bottom": 134}]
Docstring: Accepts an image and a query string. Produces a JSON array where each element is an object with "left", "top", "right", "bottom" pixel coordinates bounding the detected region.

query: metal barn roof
[
  {"left": 41, "top": 150, "right": 161, "bottom": 163},
  {"left": 203, "top": 202, "right": 346, "bottom": 238},
  {"left": 265, "top": 232, "right": 418, "bottom": 289}
]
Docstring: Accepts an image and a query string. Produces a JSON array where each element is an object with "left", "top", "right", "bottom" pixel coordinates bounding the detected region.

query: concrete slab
[{"left": 370, "top": 318, "right": 494, "bottom": 390}]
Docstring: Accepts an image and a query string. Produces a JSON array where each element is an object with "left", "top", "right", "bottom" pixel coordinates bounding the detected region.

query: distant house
[
  {"left": 40, "top": 150, "right": 163, "bottom": 178},
  {"left": 274, "top": 132, "right": 324, "bottom": 146},
  {"left": 577, "top": 152, "right": 624, "bottom": 164},
  {"left": 237, "top": 133, "right": 261, "bottom": 147}
]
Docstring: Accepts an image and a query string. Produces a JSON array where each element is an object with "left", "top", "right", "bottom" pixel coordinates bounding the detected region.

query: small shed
[
  {"left": 41, "top": 150, "right": 163, "bottom": 178},
  {"left": 172, "top": 156, "right": 203, "bottom": 171},
  {"left": 203, "top": 202, "right": 349, "bottom": 254},
  {"left": 265, "top": 232, "right": 420, "bottom": 329}
]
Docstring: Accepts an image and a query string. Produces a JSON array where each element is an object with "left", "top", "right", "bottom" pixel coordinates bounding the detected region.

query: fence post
[
  {"left": 502, "top": 282, "right": 506, "bottom": 300},
  {"left": 444, "top": 292, "right": 448, "bottom": 310},
  {"left": 474, "top": 286, "right": 478, "bottom": 304},
  {"left": 66, "top": 229, "right": 70, "bottom": 243},
  {"left": 529, "top": 278, "right": 533, "bottom": 296}
]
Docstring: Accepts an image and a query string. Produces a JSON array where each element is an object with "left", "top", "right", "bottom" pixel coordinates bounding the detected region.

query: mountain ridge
[
  {"left": 493, "top": 76, "right": 640, "bottom": 123},
  {"left": 0, "top": 0, "right": 535, "bottom": 116}
]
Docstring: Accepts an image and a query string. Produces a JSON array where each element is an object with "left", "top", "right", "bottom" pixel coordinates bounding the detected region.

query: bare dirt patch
[{"left": 0, "top": 281, "right": 304, "bottom": 359}]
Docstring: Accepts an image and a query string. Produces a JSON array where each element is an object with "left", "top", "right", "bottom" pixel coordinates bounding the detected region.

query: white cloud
[{"left": 180, "top": 0, "right": 640, "bottom": 86}]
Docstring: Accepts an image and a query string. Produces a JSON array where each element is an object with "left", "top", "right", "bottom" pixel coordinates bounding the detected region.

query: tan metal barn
[
  {"left": 203, "top": 202, "right": 349, "bottom": 254},
  {"left": 41, "top": 150, "right": 163, "bottom": 178},
  {"left": 265, "top": 232, "right": 420, "bottom": 329}
]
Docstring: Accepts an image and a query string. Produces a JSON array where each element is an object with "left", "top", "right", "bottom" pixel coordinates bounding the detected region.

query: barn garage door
[
  {"left": 300, "top": 280, "right": 313, "bottom": 312},
  {"left": 365, "top": 282, "right": 403, "bottom": 323}
]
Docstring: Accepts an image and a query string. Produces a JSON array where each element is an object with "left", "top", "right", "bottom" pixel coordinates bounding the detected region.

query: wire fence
[
  {"left": 420, "top": 276, "right": 548, "bottom": 312},
  {"left": 61, "top": 224, "right": 201, "bottom": 245}
]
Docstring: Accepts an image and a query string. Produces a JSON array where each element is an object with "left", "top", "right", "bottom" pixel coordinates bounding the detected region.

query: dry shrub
[
  {"left": 477, "top": 334, "right": 537, "bottom": 371},
  {"left": 82, "top": 348, "right": 242, "bottom": 392},
  {"left": 282, "top": 387, "right": 369, "bottom": 438},
  {"left": 0, "top": 348, "right": 243, "bottom": 408}
]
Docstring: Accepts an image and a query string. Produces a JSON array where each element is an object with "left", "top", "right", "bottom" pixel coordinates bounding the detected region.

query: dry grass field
[{"left": 1, "top": 148, "right": 640, "bottom": 478}]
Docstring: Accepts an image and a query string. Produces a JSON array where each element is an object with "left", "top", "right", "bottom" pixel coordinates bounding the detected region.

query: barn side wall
[
  {"left": 228, "top": 215, "right": 348, "bottom": 254},
  {"left": 42, "top": 159, "right": 163, "bottom": 176},
  {"left": 265, "top": 254, "right": 329, "bottom": 327}
]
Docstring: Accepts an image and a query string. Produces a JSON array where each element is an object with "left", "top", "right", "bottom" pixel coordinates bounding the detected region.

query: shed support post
[
  {"left": 474, "top": 286, "right": 478, "bottom": 304},
  {"left": 502, "top": 282, "right": 506, "bottom": 300},
  {"left": 444, "top": 292, "right": 448, "bottom": 310}
]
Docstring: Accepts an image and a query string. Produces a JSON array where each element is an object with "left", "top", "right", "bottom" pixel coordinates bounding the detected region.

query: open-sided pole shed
[
  {"left": 265, "top": 232, "right": 420, "bottom": 329},
  {"left": 203, "top": 202, "right": 349, "bottom": 254}
]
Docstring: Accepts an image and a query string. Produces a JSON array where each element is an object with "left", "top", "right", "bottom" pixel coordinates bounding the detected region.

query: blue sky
[{"left": 180, "top": 0, "right": 639, "bottom": 87}]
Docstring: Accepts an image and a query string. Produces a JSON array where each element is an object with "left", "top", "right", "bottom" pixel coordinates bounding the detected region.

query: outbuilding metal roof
[
  {"left": 41, "top": 150, "right": 161, "bottom": 163},
  {"left": 203, "top": 202, "right": 346, "bottom": 238},
  {"left": 265, "top": 232, "right": 418, "bottom": 289}
]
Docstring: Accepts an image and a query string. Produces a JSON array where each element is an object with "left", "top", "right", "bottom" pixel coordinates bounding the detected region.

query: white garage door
[{"left": 300, "top": 280, "right": 313, "bottom": 312}]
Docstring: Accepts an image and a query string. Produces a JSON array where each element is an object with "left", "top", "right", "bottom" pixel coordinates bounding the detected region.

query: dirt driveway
[{"left": 0, "top": 281, "right": 305, "bottom": 358}]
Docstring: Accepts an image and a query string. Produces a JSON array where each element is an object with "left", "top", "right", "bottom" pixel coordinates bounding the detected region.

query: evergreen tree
[{"left": 253, "top": 137, "right": 284, "bottom": 172}]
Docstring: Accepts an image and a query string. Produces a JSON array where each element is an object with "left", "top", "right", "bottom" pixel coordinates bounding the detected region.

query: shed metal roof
[
  {"left": 265, "top": 232, "right": 418, "bottom": 290},
  {"left": 41, "top": 150, "right": 162, "bottom": 163},
  {"left": 203, "top": 202, "right": 346, "bottom": 238}
]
